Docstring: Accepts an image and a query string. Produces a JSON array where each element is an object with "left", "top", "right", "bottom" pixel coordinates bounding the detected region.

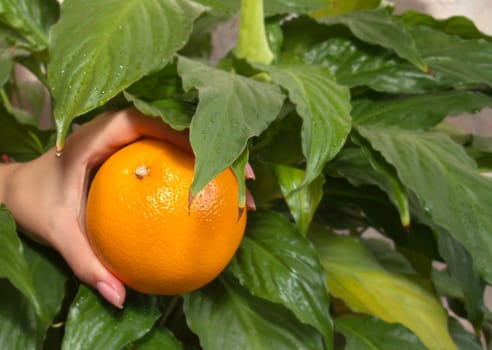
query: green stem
[{"left": 235, "top": 0, "right": 273, "bottom": 64}]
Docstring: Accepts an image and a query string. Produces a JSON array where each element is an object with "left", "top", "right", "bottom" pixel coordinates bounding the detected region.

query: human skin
[{"left": 0, "top": 108, "right": 254, "bottom": 308}]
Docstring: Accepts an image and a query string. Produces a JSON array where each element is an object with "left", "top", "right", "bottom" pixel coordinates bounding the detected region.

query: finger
[
  {"left": 63, "top": 107, "right": 191, "bottom": 168},
  {"left": 245, "top": 163, "right": 256, "bottom": 180},
  {"left": 246, "top": 189, "right": 256, "bottom": 211},
  {"left": 52, "top": 214, "right": 126, "bottom": 308}
]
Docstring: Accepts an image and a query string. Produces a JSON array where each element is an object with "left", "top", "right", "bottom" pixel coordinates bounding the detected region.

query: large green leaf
[
  {"left": 177, "top": 56, "right": 284, "bottom": 195},
  {"left": 0, "top": 46, "right": 13, "bottom": 87},
  {"left": 304, "top": 37, "right": 440, "bottom": 94},
  {"left": 0, "top": 206, "right": 41, "bottom": 317},
  {"left": 310, "top": 232, "right": 456, "bottom": 350},
  {"left": 318, "top": 8, "right": 427, "bottom": 71},
  {"left": 228, "top": 210, "right": 333, "bottom": 345},
  {"left": 437, "top": 230, "right": 485, "bottom": 331},
  {"left": 62, "top": 285, "right": 161, "bottom": 350},
  {"left": 413, "top": 26, "right": 492, "bottom": 87},
  {"left": 336, "top": 315, "right": 427, "bottom": 350},
  {"left": 399, "top": 11, "right": 492, "bottom": 41},
  {"left": 262, "top": 63, "right": 351, "bottom": 187},
  {"left": 0, "top": 0, "right": 59, "bottom": 50},
  {"left": 352, "top": 91, "right": 492, "bottom": 130},
  {"left": 190, "top": 0, "right": 328, "bottom": 16},
  {"left": 48, "top": 0, "right": 203, "bottom": 149},
  {"left": 0, "top": 242, "right": 67, "bottom": 350},
  {"left": 184, "top": 273, "right": 324, "bottom": 350},
  {"left": 131, "top": 327, "right": 183, "bottom": 350},
  {"left": 357, "top": 125, "right": 492, "bottom": 284}
]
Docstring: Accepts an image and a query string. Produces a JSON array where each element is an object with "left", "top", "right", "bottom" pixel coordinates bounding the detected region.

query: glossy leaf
[
  {"left": 184, "top": 273, "right": 324, "bottom": 350},
  {"left": 351, "top": 134, "right": 410, "bottom": 227},
  {"left": 305, "top": 37, "right": 439, "bottom": 93},
  {"left": 0, "top": 242, "right": 67, "bottom": 350},
  {"left": 399, "top": 11, "right": 492, "bottom": 41},
  {"left": 0, "top": 47, "right": 13, "bottom": 87},
  {"left": 131, "top": 327, "right": 183, "bottom": 350},
  {"left": 0, "top": 109, "right": 53, "bottom": 161},
  {"left": 413, "top": 26, "right": 492, "bottom": 87},
  {"left": 62, "top": 285, "right": 161, "bottom": 350},
  {"left": 310, "top": 0, "right": 380, "bottom": 18},
  {"left": 228, "top": 210, "right": 333, "bottom": 344},
  {"left": 49, "top": 0, "right": 203, "bottom": 149},
  {"left": 177, "top": 56, "right": 284, "bottom": 195},
  {"left": 352, "top": 91, "right": 492, "bottom": 130},
  {"left": 358, "top": 125, "right": 492, "bottom": 284},
  {"left": 261, "top": 63, "right": 351, "bottom": 187},
  {"left": 336, "top": 315, "right": 426, "bottom": 350},
  {"left": 0, "top": 206, "right": 41, "bottom": 317},
  {"left": 318, "top": 8, "right": 427, "bottom": 71},
  {"left": 437, "top": 230, "right": 485, "bottom": 331},
  {"left": 310, "top": 232, "right": 456, "bottom": 350},
  {"left": 362, "top": 238, "right": 417, "bottom": 276},
  {"left": 124, "top": 92, "right": 193, "bottom": 131},
  {"left": 0, "top": 0, "right": 59, "bottom": 50},
  {"left": 272, "top": 164, "right": 325, "bottom": 234}
]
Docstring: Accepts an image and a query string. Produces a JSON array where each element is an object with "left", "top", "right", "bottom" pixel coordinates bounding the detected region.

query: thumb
[{"left": 52, "top": 216, "right": 126, "bottom": 308}]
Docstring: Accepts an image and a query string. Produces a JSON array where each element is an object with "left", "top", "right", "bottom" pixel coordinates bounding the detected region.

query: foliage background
[{"left": 2, "top": 0, "right": 492, "bottom": 349}]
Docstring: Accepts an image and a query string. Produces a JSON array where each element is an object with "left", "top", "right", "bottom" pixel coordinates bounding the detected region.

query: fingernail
[
  {"left": 96, "top": 281, "right": 123, "bottom": 309},
  {"left": 245, "top": 163, "right": 256, "bottom": 180},
  {"left": 246, "top": 190, "right": 256, "bottom": 211}
]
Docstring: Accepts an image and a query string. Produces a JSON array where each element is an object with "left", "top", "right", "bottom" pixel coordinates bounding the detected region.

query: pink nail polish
[
  {"left": 245, "top": 163, "right": 256, "bottom": 180},
  {"left": 96, "top": 281, "right": 123, "bottom": 309}
]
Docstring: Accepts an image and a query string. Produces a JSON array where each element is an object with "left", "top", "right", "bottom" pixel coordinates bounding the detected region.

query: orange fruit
[{"left": 85, "top": 138, "right": 246, "bottom": 295}]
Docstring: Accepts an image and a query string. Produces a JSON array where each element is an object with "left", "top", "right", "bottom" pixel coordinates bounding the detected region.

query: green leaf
[
  {"left": 0, "top": 206, "right": 41, "bottom": 317},
  {"left": 362, "top": 238, "right": 417, "bottom": 276},
  {"left": 0, "top": 0, "right": 59, "bottom": 50},
  {"left": 177, "top": 56, "right": 284, "bottom": 195},
  {"left": 448, "top": 318, "right": 483, "bottom": 350},
  {"left": 309, "top": 0, "right": 380, "bottom": 18},
  {"left": 351, "top": 134, "right": 410, "bottom": 227},
  {"left": 272, "top": 164, "right": 325, "bottom": 234},
  {"left": 413, "top": 26, "right": 492, "bottom": 87},
  {"left": 184, "top": 273, "right": 324, "bottom": 350},
  {"left": 124, "top": 92, "right": 193, "bottom": 131},
  {"left": 62, "top": 285, "right": 161, "bottom": 350},
  {"left": 48, "top": 0, "right": 203, "bottom": 149},
  {"left": 0, "top": 241, "right": 67, "bottom": 350},
  {"left": 0, "top": 109, "right": 53, "bottom": 161},
  {"left": 357, "top": 125, "right": 492, "bottom": 285},
  {"left": 399, "top": 11, "right": 492, "bottom": 41},
  {"left": 336, "top": 315, "right": 427, "bottom": 350},
  {"left": 352, "top": 91, "right": 492, "bottom": 130},
  {"left": 190, "top": 0, "right": 329, "bottom": 16},
  {"left": 437, "top": 230, "right": 485, "bottom": 331},
  {"left": 228, "top": 210, "right": 333, "bottom": 345},
  {"left": 310, "top": 232, "right": 456, "bottom": 350},
  {"left": 304, "top": 37, "right": 439, "bottom": 94},
  {"left": 0, "top": 49, "right": 13, "bottom": 88},
  {"left": 261, "top": 63, "right": 351, "bottom": 187},
  {"left": 230, "top": 147, "right": 248, "bottom": 208},
  {"left": 131, "top": 327, "right": 183, "bottom": 350},
  {"left": 318, "top": 8, "right": 427, "bottom": 71}
]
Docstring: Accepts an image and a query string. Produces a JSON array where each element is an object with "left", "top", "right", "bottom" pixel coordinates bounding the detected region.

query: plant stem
[{"left": 235, "top": 0, "right": 273, "bottom": 64}]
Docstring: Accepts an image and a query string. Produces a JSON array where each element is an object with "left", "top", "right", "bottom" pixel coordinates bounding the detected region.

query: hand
[
  {"left": 1, "top": 107, "right": 255, "bottom": 308},
  {"left": 1, "top": 108, "right": 191, "bottom": 308}
]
